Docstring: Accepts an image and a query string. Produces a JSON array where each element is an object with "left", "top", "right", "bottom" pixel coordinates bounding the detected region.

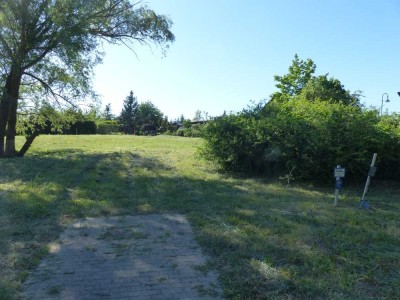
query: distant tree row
[
  {"left": 104, "top": 91, "right": 210, "bottom": 137},
  {"left": 17, "top": 90, "right": 209, "bottom": 138}
]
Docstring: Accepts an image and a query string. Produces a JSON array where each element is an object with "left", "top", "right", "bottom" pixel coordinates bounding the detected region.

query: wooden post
[{"left": 360, "top": 153, "right": 378, "bottom": 208}]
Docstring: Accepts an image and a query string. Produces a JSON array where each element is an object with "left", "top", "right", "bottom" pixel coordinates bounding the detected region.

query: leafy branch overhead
[
  {"left": 274, "top": 54, "right": 316, "bottom": 97},
  {"left": 0, "top": 0, "right": 175, "bottom": 157},
  {"left": 272, "top": 54, "right": 361, "bottom": 107}
]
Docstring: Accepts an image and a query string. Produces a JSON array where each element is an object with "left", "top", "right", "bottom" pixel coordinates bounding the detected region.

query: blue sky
[{"left": 93, "top": 0, "right": 400, "bottom": 120}]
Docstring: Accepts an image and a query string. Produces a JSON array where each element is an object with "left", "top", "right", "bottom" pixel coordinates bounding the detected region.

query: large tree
[
  {"left": 0, "top": 0, "right": 174, "bottom": 157},
  {"left": 273, "top": 54, "right": 316, "bottom": 98},
  {"left": 269, "top": 54, "right": 361, "bottom": 107},
  {"left": 136, "top": 101, "right": 163, "bottom": 128}
]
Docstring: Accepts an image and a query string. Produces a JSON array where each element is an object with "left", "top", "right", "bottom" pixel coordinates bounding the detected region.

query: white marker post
[
  {"left": 333, "top": 165, "right": 346, "bottom": 206},
  {"left": 360, "top": 153, "right": 378, "bottom": 209}
]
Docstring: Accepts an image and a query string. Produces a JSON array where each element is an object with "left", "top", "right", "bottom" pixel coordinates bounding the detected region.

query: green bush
[
  {"left": 183, "top": 123, "right": 204, "bottom": 137},
  {"left": 202, "top": 98, "right": 400, "bottom": 182},
  {"left": 162, "top": 129, "right": 175, "bottom": 136},
  {"left": 140, "top": 124, "right": 157, "bottom": 135},
  {"left": 65, "top": 120, "right": 97, "bottom": 135},
  {"left": 265, "top": 99, "right": 383, "bottom": 180},
  {"left": 97, "top": 120, "right": 120, "bottom": 134},
  {"left": 201, "top": 111, "right": 268, "bottom": 173},
  {"left": 375, "top": 114, "right": 400, "bottom": 180},
  {"left": 176, "top": 126, "right": 184, "bottom": 136}
]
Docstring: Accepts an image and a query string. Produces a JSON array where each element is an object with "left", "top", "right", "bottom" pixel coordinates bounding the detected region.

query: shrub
[
  {"left": 97, "top": 120, "right": 120, "bottom": 134},
  {"left": 375, "top": 114, "right": 400, "bottom": 180},
  {"left": 65, "top": 120, "right": 97, "bottom": 135},
  {"left": 201, "top": 113, "right": 266, "bottom": 173},
  {"left": 202, "top": 98, "right": 400, "bottom": 182},
  {"left": 183, "top": 123, "right": 204, "bottom": 137},
  {"left": 141, "top": 124, "right": 157, "bottom": 136},
  {"left": 176, "top": 126, "right": 185, "bottom": 136},
  {"left": 263, "top": 99, "right": 383, "bottom": 180}
]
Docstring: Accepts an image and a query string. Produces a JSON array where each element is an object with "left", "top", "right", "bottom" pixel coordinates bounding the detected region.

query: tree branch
[{"left": 23, "top": 71, "right": 76, "bottom": 108}]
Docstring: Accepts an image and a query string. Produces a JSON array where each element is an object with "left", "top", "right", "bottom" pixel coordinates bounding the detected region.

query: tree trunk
[
  {"left": 1, "top": 70, "right": 22, "bottom": 158},
  {"left": 0, "top": 91, "right": 9, "bottom": 157},
  {"left": 17, "top": 130, "right": 40, "bottom": 157},
  {"left": 5, "top": 95, "right": 19, "bottom": 157}
]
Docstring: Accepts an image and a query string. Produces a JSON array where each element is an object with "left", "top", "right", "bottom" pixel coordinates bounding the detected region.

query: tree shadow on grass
[{"left": 0, "top": 150, "right": 399, "bottom": 299}]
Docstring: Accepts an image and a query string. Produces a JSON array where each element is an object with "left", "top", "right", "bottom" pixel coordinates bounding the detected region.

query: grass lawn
[{"left": 0, "top": 135, "right": 399, "bottom": 299}]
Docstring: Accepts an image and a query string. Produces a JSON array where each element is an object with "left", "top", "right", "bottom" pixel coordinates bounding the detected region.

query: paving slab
[{"left": 23, "top": 214, "right": 223, "bottom": 299}]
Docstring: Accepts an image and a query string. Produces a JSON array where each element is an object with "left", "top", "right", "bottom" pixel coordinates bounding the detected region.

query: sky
[{"left": 93, "top": 0, "right": 400, "bottom": 120}]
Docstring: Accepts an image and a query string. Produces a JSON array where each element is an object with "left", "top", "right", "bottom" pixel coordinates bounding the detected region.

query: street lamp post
[{"left": 381, "top": 93, "right": 390, "bottom": 116}]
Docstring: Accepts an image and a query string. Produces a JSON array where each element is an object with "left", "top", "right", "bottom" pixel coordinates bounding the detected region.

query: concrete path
[{"left": 23, "top": 214, "right": 222, "bottom": 299}]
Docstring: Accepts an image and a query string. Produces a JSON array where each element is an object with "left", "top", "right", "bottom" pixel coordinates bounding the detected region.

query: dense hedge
[
  {"left": 97, "top": 120, "right": 119, "bottom": 134},
  {"left": 64, "top": 120, "right": 97, "bottom": 135},
  {"left": 201, "top": 98, "right": 400, "bottom": 182}
]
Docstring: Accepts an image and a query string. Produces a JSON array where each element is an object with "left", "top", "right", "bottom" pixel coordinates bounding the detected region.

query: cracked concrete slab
[{"left": 23, "top": 214, "right": 223, "bottom": 300}]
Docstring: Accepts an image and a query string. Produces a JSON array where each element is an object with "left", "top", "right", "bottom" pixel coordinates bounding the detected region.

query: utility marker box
[
  {"left": 333, "top": 165, "right": 345, "bottom": 206},
  {"left": 333, "top": 166, "right": 346, "bottom": 178}
]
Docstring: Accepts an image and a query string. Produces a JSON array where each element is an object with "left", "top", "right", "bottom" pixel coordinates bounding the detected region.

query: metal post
[
  {"left": 333, "top": 165, "right": 345, "bottom": 206},
  {"left": 360, "top": 153, "right": 378, "bottom": 208},
  {"left": 334, "top": 178, "right": 340, "bottom": 206}
]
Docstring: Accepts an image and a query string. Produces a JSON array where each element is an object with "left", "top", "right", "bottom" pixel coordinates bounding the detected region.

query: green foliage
[
  {"left": 273, "top": 54, "right": 316, "bottom": 97},
  {"left": 201, "top": 107, "right": 269, "bottom": 174},
  {"left": 0, "top": 0, "right": 174, "bottom": 101},
  {"left": 300, "top": 75, "right": 361, "bottom": 107},
  {"left": 201, "top": 55, "right": 393, "bottom": 182},
  {"left": 18, "top": 106, "right": 107, "bottom": 136},
  {"left": 202, "top": 98, "right": 400, "bottom": 181},
  {"left": 183, "top": 123, "right": 204, "bottom": 137},
  {"left": 97, "top": 120, "right": 120, "bottom": 135},
  {"left": 65, "top": 120, "right": 97, "bottom": 135},
  {"left": 158, "top": 116, "right": 171, "bottom": 133},
  {"left": 165, "top": 118, "right": 207, "bottom": 138},
  {"left": 176, "top": 126, "right": 184, "bottom": 137},
  {"left": 0, "top": 0, "right": 174, "bottom": 156},
  {"left": 375, "top": 114, "right": 400, "bottom": 180},
  {"left": 17, "top": 103, "right": 74, "bottom": 136},
  {"left": 103, "top": 103, "right": 114, "bottom": 120},
  {"left": 140, "top": 124, "right": 157, "bottom": 136},
  {"left": 264, "top": 98, "right": 391, "bottom": 180},
  {"left": 119, "top": 91, "right": 138, "bottom": 134},
  {"left": 136, "top": 101, "right": 164, "bottom": 128},
  {"left": 271, "top": 55, "right": 361, "bottom": 108}
]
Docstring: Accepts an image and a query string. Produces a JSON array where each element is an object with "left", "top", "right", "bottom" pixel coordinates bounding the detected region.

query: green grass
[{"left": 0, "top": 135, "right": 399, "bottom": 299}]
